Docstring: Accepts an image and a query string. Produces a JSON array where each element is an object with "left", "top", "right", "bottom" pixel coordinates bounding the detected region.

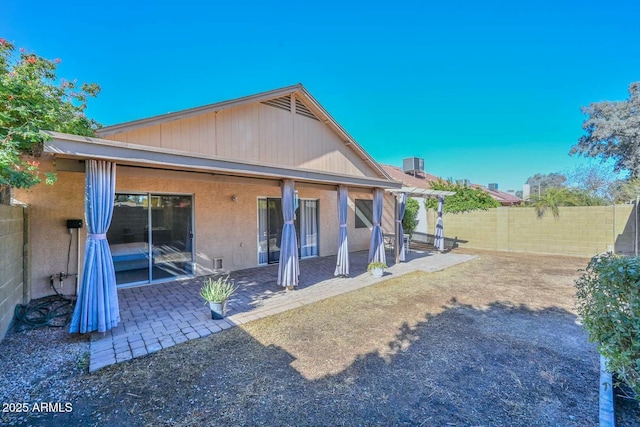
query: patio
[{"left": 88, "top": 248, "right": 477, "bottom": 371}]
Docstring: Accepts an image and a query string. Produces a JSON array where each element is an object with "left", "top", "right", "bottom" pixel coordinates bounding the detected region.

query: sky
[{"left": 2, "top": 0, "right": 639, "bottom": 192}]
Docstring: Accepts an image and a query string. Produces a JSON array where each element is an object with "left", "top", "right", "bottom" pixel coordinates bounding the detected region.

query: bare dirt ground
[{"left": 2, "top": 249, "right": 639, "bottom": 426}]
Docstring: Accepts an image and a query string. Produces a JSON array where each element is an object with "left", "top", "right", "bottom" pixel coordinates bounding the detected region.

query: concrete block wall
[
  {"left": 0, "top": 204, "right": 25, "bottom": 341},
  {"left": 427, "top": 204, "right": 637, "bottom": 257}
]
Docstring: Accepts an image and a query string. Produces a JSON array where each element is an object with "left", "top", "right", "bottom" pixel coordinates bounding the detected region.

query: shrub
[
  {"left": 402, "top": 198, "right": 420, "bottom": 235},
  {"left": 575, "top": 253, "right": 640, "bottom": 400},
  {"left": 200, "top": 276, "right": 236, "bottom": 303}
]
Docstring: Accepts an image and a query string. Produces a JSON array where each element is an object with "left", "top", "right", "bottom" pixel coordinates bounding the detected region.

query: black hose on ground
[{"left": 13, "top": 294, "right": 76, "bottom": 332}]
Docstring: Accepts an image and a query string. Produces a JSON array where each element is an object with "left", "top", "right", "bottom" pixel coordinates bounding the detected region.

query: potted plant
[
  {"left": 200, "top": 275, "right": 237, "bottom": 319},
  {"left": 367, "top": 261, "right": 387, "bottom": 278}
]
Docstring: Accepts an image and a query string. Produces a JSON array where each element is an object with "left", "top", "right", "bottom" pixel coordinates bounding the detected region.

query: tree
[
  {"left": 565, "top": 163, "right": 619, "bottom": 202},
  {"left": 0, "top": 38, "right": 100, "bottom": 202},
  {"left": 570, "top": 82, "right": 640, "bottom": 177},
  {"left": 424, "top": 179, "right": 500, "bottom": 213},
  {"left": 525, "top": 172, "right": 567, "bottom": 197},
  {"left": 402, "top": 198, "right": 420, "bottom": 235}
]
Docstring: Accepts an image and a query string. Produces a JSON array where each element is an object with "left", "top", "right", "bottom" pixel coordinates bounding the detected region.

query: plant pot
[
  {"left": 370, "top": 267, "right": 384, "bottom": 278},
  {"left": 209, "top": 300, "right": 227, "bottom": 319}
]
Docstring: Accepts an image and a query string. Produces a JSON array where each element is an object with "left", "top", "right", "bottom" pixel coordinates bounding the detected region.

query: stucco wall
[
  {"left": 14, "top": 157, "right": 384, "bottom": 298},
  {"left": 425, "top": 205, "right": 637, "bottom": 257},
  {"left": 0, "top": 205, "right": 26, "bottom": 341}
]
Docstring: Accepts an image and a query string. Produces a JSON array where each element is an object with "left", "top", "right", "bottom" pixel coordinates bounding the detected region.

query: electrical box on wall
[{"left": 66, "top": 219, "right": 83, "bottom": 229}]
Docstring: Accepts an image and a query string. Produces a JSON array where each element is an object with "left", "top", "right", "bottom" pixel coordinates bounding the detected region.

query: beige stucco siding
[
  {"left": 102, "top": 102, "right": 377, "bottom": 179},
  {"left": 15, "top": 158, "right": 384, "bottom": 299}
]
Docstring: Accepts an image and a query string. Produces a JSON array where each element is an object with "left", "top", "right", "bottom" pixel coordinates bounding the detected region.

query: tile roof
[{"left": 381, "top": 164, "right": 521, "bottom": 205}]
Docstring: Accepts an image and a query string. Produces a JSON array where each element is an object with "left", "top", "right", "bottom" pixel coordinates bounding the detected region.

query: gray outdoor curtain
[
  {"left": 368, "top": 188, "right": 386, "bottom": 264},
  {"left": 334, "top": 185, "right": 349, "bottom": 276},
  {"left": 434, "top": 195, "right": 445, "bottom": 251},
  {"left": 69, "top": 160, "right": 120, "bottom": 333},
  {"left": 278, "top": 179, "right": 300, "bottom": 287},
  {"left": 395, "top": 192, "right": 407, "bottom": 262}
]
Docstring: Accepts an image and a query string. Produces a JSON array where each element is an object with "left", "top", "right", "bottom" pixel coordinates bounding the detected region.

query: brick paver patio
[{"left": 89, "top": 249, "right": 476, "bottom": 371}]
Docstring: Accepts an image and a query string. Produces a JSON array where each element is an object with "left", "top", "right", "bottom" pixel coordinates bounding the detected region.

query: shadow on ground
[{"left": 21, "top": 301, "right": 598, "bottom": 427}]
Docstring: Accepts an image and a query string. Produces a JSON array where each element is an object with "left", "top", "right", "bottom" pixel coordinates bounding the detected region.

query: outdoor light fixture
[{"left": 231, "top": 195, "right": 238, "bottom": 202}]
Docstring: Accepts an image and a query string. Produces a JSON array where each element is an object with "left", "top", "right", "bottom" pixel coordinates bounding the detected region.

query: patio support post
[
  {"left": 69, "top": 160, "right": 120, "bottom": 334},
  {"left": 334, "top": 185, "right": 349, "bottom": 277},
  {"left": 278, "top": 179, "right": 300, "bottom": 288},
  {"left": 368, "top": 188, "right": 386, "bottom": 265},
  {"left": 395, "top": 192, "right": 407, "bottom": 263},
  {"left": 435, "top": 195, "right": 445, "bottom": 251}
]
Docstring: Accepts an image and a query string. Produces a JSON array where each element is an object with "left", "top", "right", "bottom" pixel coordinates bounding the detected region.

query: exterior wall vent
[
  {"left": 261, "top": 95, "right": 292, "bottom": 112},
  {"left": 295, "top": 99, "right": 319, "bottom": 121},
  {"left": 403, "top": 157, "right": 425, "bottom": 174},
  {"left": 213, "top": 258, "right": 223, "bottom": 270},
  {"left": 488, "top": 183, "right": 498, "bottom": 191}
]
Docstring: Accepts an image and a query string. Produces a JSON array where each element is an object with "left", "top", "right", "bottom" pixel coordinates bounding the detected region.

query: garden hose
[{"left": 12, "top": 294, "right": 75, "bottom": 331}]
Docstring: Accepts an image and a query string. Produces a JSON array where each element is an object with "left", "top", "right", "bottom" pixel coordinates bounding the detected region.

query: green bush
[
  {"left": 575, "top": 253, "right": 640, "bottom": 400},
  {"left": 402, "top": 198, "right": 420, "bottom": 235}
]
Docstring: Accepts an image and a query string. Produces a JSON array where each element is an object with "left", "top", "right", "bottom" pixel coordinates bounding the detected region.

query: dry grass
[{"left": 4, "top": 249, "right": 626, "bottom": 426}]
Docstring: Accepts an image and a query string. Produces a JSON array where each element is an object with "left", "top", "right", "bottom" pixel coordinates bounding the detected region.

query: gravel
[{"left": 0, "top": 300, "right": 90, "bottom": 426}]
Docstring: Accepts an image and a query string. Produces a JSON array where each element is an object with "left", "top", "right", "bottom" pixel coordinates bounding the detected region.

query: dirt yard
[{"left": 2, "top": 249, "right": 638, "bottom": 426}]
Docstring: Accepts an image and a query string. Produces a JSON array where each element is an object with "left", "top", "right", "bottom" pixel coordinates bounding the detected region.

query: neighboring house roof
[
  {"left": 97, "top": 84, "right": 392, "bottom": 182},
  {"left": 381, "top": 164, "right": 521, "bottom": 205},
  {"left": 380, "top": 164, "right": 440, "bottom": 190},
  {"left": 472, "top": 185, "right": 521, "bottom": 205}
]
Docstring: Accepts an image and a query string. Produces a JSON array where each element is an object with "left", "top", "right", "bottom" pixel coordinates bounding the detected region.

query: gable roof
[{"left": 97, "top": 84, "right": 392, "bottom": 181}]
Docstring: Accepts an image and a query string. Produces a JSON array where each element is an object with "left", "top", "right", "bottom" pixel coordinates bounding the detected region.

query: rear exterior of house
[{"left": 15, "top": 85, "right": 400, "bottom": 299}]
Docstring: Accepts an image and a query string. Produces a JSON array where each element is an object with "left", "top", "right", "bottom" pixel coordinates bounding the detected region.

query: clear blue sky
[{"left": 3, "top": 1, "right": 639, "bottom": 191}]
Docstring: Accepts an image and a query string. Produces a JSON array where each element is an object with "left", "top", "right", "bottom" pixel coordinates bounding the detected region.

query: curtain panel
[
  {"left": 334, "top": 186, "right": 349, "bottom": 276},
  {"left": 69, "top": 160, "right": 120, "bottom": 334},
  {"left": 368, "top": 188, "right": 386, "bottom": 265},
  {"left": 277, "top": 180, "right": 300, "bottom": 287}
]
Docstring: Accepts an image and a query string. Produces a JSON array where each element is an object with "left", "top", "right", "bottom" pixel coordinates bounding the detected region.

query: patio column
[
  {"left": 69, "top": 160, "right": 120, "bottom": 334},
  {"left": 334, "top": 185, "right": 349, "bottom": 277},
  {"left": 368, "top": 188, "right": 386, "bottom": 265},
  {"left": 434, "top": 195, "right": 445, "bottom": 251},
  {"left": 395, "top": 192, "right": 407, "bottom": 263},
  {"left": 278, "top": 179, "right": 300, "bottom": 289}
]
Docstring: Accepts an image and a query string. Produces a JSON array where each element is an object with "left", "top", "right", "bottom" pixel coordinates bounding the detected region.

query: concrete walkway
[{"left": 89, "top": 249, "right": 477, "bottom": 371}]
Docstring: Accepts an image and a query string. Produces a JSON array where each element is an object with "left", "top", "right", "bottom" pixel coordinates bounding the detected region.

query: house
[
  {"left": 475, "top": 185, "right": 521, "bottom": 206},
  {"left": 15, "top": 84, "right": 401, "bottom": 310}
]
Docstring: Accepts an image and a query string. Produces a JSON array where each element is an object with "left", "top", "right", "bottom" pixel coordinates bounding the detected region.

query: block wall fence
[
  {"left": 424, "top": 204, "right": 637, "bottom": 257},
  {"left": 0, "top": 205, "right": 28, "bottom": 341}
]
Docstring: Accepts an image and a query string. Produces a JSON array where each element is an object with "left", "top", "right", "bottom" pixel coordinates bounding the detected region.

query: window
[{"left": 355, "top": 199, "right": 373, "bottom": 229}]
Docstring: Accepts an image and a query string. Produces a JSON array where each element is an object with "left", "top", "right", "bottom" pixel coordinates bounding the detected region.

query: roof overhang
[
  {"left": 43, "top": 131, "right": 401, "bottom": 189},
  {"left": 385, "top": 187, "right": 456, "bottom": 197}
]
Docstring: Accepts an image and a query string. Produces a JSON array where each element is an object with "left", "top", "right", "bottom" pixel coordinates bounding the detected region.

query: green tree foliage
[
  {"left": 575, "top": 253, "right": 640, "bottom": 402},
  {"left": 402, "top": 198, "right": 420, "bottom": 235},
  {"left": 527, "top": 187, "right": 608, "bottom": 218},
  {"left": 612, "top": 177, "right": 640, "bottom": 202},
  {"left": 424, "top": 179, "right": 500, "bottom": 213},
  {"left": 0, "top": 38, "right": 100, "bottom": 194},
  {"left": 570, "top": 82, "right": 640, "bottom": 177}
]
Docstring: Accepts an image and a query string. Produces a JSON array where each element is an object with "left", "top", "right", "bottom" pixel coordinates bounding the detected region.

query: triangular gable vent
[
  {"left": 261, "top": 95, "right": 291, "bottom": 112},
  {"left": 295, "top": 99, "right": 319, "bottom": 121}
]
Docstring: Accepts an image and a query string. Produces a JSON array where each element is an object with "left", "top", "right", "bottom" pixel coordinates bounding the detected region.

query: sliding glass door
[
  {"left": 258, "top": 197, "right": 318, "bottom": 264},
  {"left": 108, "top": 193, "right": 194, "bottom": 286}
]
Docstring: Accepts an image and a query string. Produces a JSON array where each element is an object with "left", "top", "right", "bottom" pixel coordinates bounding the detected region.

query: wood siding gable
[{"left": 98, "top": 87, "right": 386, "bottom": 179}]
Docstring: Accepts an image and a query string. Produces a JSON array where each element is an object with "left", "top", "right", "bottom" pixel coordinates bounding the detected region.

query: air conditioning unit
[
  {"left": 403, "top": 157, "right": 425, "bottom": 174},
  {"left": 488, "top": 183, "right": 498, "bottom": 191},
  {"left": 456, "top": 179, "right": 470, "bottom": 187}
]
